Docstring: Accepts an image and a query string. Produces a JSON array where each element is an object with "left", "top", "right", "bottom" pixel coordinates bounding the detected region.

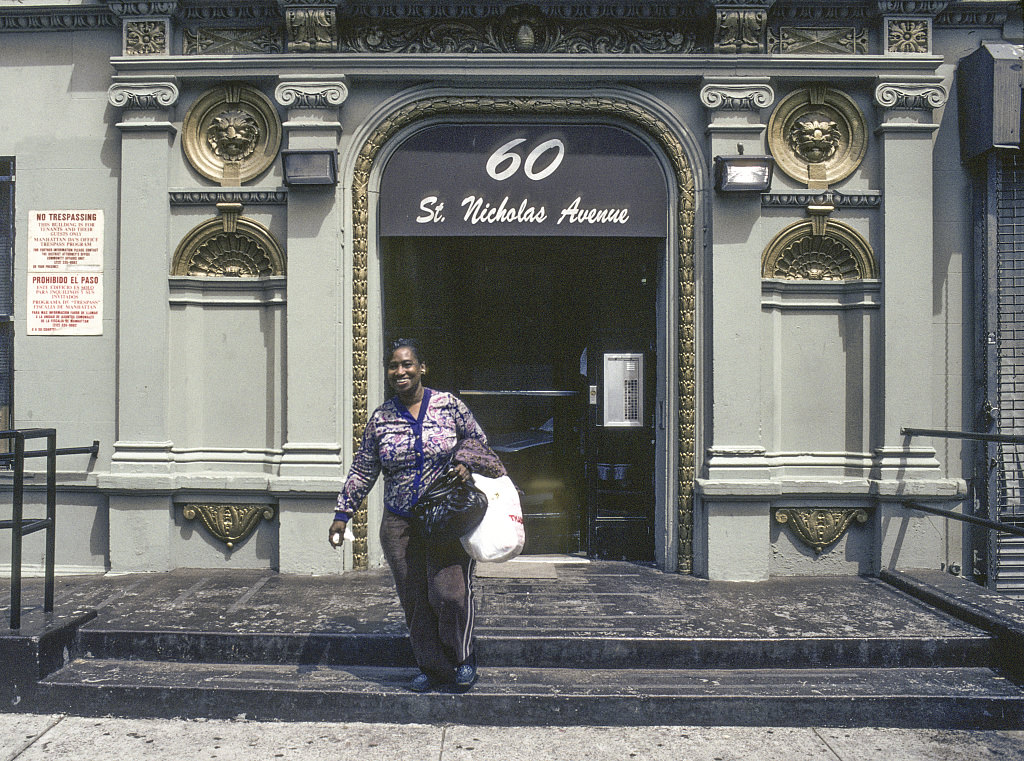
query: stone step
[
  {"left": 37, "top": 658, "right": 1024, "bottom": 729},
  {"left": 75, "top": 627, "right": 995, "bottom": 670}
]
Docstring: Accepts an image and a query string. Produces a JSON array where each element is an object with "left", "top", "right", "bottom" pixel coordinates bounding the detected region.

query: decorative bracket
[
  {"left": 182, "top": 503, "right": 275, "bottom": 550},
  {"left": 775, "top": 508, "right": 869, "bottom": 553}
]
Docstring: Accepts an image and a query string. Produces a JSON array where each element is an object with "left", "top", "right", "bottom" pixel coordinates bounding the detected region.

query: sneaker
[
  {"left": 409, "top": 672, "right": 434, "bottom": 693},
  {"left": 452, "top": 654, "right": 477, "bottom": 692}
]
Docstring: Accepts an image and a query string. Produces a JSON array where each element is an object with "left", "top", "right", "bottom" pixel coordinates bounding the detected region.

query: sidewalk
[{"left": 1, "top": 714, "right": 1022, "bottom": 761}]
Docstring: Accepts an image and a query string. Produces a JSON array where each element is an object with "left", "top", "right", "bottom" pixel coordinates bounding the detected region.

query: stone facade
[{"left": 0, "top": 0, "right": 1021, "bottom": 580}]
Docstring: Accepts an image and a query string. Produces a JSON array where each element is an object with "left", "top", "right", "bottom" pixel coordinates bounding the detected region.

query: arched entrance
[{"left": 349, "top": 96, "right": 697, "bottom": 572}]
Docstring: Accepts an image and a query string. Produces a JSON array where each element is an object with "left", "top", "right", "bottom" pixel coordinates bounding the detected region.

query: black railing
[
  {"left": 900, "top": 427, "right": 1024, "bottom": 538},
  {"left": 0, "top": 430, "right": 99, "bottom": 630},
  {"left": 901, "top": 426, "right": 1024, "bottom": 445}
]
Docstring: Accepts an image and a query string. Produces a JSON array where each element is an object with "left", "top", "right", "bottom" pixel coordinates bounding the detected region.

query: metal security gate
[{"left": 987, "top": 151, "right": 1024, "bottom": 596}]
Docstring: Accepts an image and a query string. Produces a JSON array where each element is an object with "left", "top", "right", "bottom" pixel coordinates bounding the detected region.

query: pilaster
[
  {"left": 702, "top": 77, "right": 775, "bottom": 482},
  {"left": 106, "top": 80, "right": 178, "bottom": 482},
  {"left": 698, "top": 78, "right": 776, "bottom": 580},
  {"left": 872, "top": 77, "right": 947, "bottom": 481},
  {"left": 274, "top": 77, "right": 347, "bottom": 483}
]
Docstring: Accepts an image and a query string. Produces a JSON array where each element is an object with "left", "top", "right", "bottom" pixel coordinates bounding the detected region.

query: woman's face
[{"left": 387, "top": 346, "right": 425, "bottom": 397}]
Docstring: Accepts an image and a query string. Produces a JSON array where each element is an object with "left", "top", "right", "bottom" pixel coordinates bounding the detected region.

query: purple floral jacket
[{"left": 334, "top": 389, "right": 488, "bottom": 522}]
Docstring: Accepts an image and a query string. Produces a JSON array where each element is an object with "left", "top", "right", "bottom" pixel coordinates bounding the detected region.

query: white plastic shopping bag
[{"left": 461, "top": 473, "right": 525, "bottom": 563}]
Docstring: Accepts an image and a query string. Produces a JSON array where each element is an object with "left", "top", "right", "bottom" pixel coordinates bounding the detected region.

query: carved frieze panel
[
  {"left": 338, "top": 5, "right": 704, "bottom": 53},
  {"left": 762, "top": 219, "right": 877, "bottom": 280},
  {"left": 182, "top": 503, "right": 275, "bottom": 550},
  {"left": 775, "top": 508, "right": 869, "bottom": 554},
  {"left": 183, "top": 27, "right": 284, "bottom": 54},
  {"left": 172, "top": 210, "right": 285, "bottom": 277},
  {"left": 767, "top": 86, "right": 867, "bottom": 188},
  {"left": 182, "top": 84, "right": 282, "bottom": 186},
  {"left": 767, "top": 26, "right": 868, "bottom": 54}
]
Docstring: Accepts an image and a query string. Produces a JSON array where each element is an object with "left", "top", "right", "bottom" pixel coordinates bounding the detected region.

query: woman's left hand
[{"left": 453, "top": 463, "right": 471, "bottom": 482}]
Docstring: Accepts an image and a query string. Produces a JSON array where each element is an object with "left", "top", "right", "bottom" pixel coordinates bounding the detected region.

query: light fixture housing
[
  {"left": 713, "top": 154, "right": 775, "bottom": 192},
  {"left": 281, "top": 149, "right": 338, "bottom": 187}
]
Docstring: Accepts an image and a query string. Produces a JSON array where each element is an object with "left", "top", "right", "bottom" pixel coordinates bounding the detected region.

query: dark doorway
[{"left": 382, "top": 235, "right": 660, "bottom": 559}]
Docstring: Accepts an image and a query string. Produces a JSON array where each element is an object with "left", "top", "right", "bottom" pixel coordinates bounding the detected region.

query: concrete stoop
[{"left": 2, "top": 563, "right": 1023, "bottom": 728}]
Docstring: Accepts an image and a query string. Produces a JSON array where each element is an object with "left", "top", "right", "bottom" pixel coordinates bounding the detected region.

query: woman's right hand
[{"left": 329, "top": 520, "right": 348, "bottom": 548}]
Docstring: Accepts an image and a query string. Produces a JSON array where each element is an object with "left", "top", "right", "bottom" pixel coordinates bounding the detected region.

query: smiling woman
[{"left": 329, "top": 338, "right": 505, "bottom": 694}]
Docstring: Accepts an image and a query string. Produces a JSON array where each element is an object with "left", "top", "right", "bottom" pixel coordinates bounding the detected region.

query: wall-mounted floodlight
[
  {"left": 713, "top": 154, "right": 774, "bottom": 192},
  {"left": 282, "top": 149, "right": 338, "bottom": 187}
]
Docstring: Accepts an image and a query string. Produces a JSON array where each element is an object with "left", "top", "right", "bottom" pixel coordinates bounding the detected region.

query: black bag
[{"left": 412, "top": 469, "right": 488, "bottom": 543}]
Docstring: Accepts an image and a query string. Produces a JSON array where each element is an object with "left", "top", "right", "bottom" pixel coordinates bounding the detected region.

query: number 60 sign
[{"left": 486, "top": 138, "right": 565, "bottom": 182}]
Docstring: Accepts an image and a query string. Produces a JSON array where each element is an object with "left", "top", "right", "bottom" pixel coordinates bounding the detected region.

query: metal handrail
[
  {"left": 901, "top": 427, "right": 1024, "bottom": 445},
  {"left": 902, "top": 500, "right": 1024, "bottom": 539},
  {"left": 0, "top": 440, "right": 99, "bottom": 462},
  {"left": 900, "top": 427, "right": 1024, "bottom": 540},
  {"left": 0, "top": 430, "right": 98, "bottom": 630}
]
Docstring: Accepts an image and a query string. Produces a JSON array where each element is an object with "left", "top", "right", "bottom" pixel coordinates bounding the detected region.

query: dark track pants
[{"left": 379, "top": 509, "right": 476, "bottom": 678}]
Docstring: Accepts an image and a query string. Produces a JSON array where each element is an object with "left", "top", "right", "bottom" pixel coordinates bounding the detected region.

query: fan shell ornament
[
  {"left": 762, "top": 219, "right": 877, "bottom": 281},
  {"left": 767, "top": 86, "right": 867, "bottom": 188},
  {"left": 172, "top": 215, "right": 285, "bottom": 277},
  {"left": 182, "top": 83, "right": 282, "bottom": 186}
]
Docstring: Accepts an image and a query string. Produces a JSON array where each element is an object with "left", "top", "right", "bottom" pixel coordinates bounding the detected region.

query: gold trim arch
[{"left": 350, "top": 96, "right": 697, "bottom": 572}]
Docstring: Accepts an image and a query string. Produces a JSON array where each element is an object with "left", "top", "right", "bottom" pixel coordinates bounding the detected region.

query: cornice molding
[
  {"left": 169, "top": 189, "right": 288, "bottom": 205},
  {"left": 336, "top": 3, "right": 706, "bottom": 20},
  {"left": 876, "top": 0, "right": 950, "bottom": 14},
  {"left": 106, "top": 1, "right": 180, "bottom": 18},
  {"left": 0, "top": 7, "right": 118, "bottom": 32},
  {"left": 762, "top": 190, "right": 882, "bottom": 208}
]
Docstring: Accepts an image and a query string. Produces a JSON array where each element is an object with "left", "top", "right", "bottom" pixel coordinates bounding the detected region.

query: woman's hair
[{"left": 386, "top": 337, "right": 425, "bottom": 366}]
